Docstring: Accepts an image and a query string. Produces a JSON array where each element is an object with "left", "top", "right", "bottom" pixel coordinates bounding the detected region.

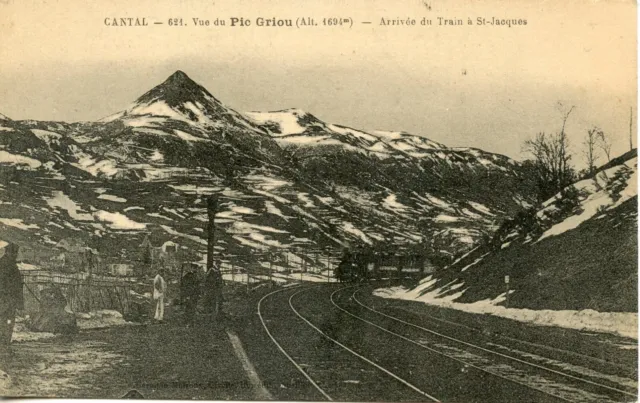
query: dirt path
[{"left": 1, "top": 319, "right": 254, "bottom": 399}]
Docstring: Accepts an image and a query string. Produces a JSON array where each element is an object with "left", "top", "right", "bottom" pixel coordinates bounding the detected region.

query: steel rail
[
  {"left": 288, "top": 287, "right": 441, "bottom": 402},
  {"left": 257, "top": 286, "right": 333, "bottom": 401},
  {"left": 350, "top": 287, "right": 636, "bottom": 399}
]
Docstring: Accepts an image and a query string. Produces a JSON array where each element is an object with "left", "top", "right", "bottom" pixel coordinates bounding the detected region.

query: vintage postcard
[{"left": 0, "top": 0, "right": 637, "bottom": 401}]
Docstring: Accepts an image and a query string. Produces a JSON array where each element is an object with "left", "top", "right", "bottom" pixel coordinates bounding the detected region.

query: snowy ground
[
  {"left": 12, "top": 310, "right": 134, "bottom": 343},
  {"left": 374, "top": 277, "right": 638, "bottom": 340}
]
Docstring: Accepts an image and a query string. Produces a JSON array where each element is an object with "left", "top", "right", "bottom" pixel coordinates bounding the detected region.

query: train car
[{"left": 335, "top": 249, "right": 433, "bottom": 282}]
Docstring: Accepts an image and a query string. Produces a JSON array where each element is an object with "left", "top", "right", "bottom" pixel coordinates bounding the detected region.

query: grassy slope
[
  {"left": 409, "top": 153, "right": 638, "bottom": 313},
  {"left": 451, "top": 196, "right": 637, "bottom": 311}
]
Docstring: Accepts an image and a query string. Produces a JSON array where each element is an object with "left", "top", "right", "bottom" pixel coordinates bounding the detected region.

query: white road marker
[{"left": 226, "top": 329, "right": 273, "bottom": 401}]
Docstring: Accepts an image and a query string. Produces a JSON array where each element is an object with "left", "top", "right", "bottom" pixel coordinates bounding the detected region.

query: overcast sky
[{"left": 0, "top": 0, "right": 636, "bottom": 163}]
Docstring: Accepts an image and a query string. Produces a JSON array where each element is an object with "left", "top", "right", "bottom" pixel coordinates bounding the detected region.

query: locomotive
[
  {"left": 334, "top": 250, "right": 369, "bottom": 283},
  {"left": 334, "top": 248, "right": 432, "bottom": 283}
]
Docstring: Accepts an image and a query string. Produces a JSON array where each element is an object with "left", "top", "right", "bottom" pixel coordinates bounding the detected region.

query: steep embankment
[{"left": 376, "top": 151, "right": 637, "bottom": 337}]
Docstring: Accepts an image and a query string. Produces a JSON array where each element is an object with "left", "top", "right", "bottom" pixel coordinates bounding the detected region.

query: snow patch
[
  {"left": 0, "top": 151, "right": 42, "bottom": 169},
  {"left": 434, "top": 214, "right": 460, "bottom": 223},
  {"left": 174, "top": 129, "right": 205, "bottom": 142},
  {"left": 148, "top": 213, "right": 174, "bottom": 221},
  {"left": 97, "top": 194, "right": 127, "bottom": 203},
  {"left": 31, "top": 129, "right": 62, "bottom": 143},
  {"left": 46, "top": 191, "right": 93, "bottom": 221},
  {"left": 297, "top": 193, "right": 315, "bottom": 207},
  {"left": 382, "top": 194, "right": 408, "bottom": 214},
  {"left": 376, "top": 286, "right": 638, "bottom": 339},
  {"left": 69, "top": 146, "right": 118, "bottom": 177},
  {"left": 538, "top": 158, "right": 637, "bottom": 241},
  {"left": 265, "top": 201, "right": 289, "bottom": 220},
  {"left": 0, "top": 218, "right": 39, "bottom": 230},
  {"left": 342, "top": 222, "right": 372, "bottom": 244},
  {"left": 150, "top": 149, "right": 164, "bottom": 162},
  {"left": 245, "top": 110, "right": 307, "bottom": 135},
  {"left": 460, "top": 253, "right": 489, "bottom": 272},
  {"left": 244, "top": 175, "right": 290, "bottom": 191},
  {"left": 94, "top": 211, "right": 146, "bottom": 230}
]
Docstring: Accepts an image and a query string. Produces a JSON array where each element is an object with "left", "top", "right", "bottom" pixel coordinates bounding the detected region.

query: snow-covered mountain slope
[
  {"left": 102, "top": 71, "right": 264, "bottom": 134},
  {"left": 0, "top": 71, "right": 536, "bottom": 276},
  {"left": 245, "top": 109, "right": 398, "bottom": 157},
  {"left": 388, "top": 151, "right": 637, "bottom": 314},
  {"left": 246, "top": 107, "right": 530, "bottom": 220},
  {"left": 246, "top": 108, "right": 514, "bottom": 166}
]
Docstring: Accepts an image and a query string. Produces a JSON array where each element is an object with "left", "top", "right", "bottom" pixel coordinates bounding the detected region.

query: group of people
[
  {"left": 152, "top": 259, "right": 224, "bottom": 325},
  {"left": 0, "top": 240, "right": 227, "bottom": 348}
]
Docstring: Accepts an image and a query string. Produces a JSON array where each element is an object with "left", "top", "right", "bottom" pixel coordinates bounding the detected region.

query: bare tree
[
  {"left": 597, "top": 129, "right": 613, "bottom": 162},
  {"left": 584, "top": 126, "right": 601, "bottom": 175},
  {"left": 523, "top": 105, "right": 576, "bottom": 201},
  {"left": 558, "top": 105, "right": 575, "bottom": 181}
]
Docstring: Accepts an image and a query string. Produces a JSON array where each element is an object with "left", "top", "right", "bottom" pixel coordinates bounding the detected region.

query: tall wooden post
[
  {"left": 246, "top": 257, "right": 251, "bottom": 295},
  {"left": 504, "top": 275, "right": 510, "bottom": 308},
  {"left": 231, "top": 262, "right": 235, "bottom": 283},
  {"left": 179, "top": 263, "right": 184, "bottom": 305},
  {"left": 326, "top": 251, "right": 331, "bottom": 283},
  {"left": 206, "top": 195, "right": 218, "bottom": 270},
  {"left": 86, "top": 248, "right": 95, "bottom": 312},
  {"left": 373, "top": 252, "right": 379, "bottom": 280}
]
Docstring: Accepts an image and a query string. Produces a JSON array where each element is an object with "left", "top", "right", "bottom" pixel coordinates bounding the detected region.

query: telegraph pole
[
  {"left": 269, "top": 253, "right": 273, "bottom": 285},
  {"left": 206, "top": 195, "right": 218, "bottom": 270},
  {"left": 504, "top": 275, "right": 510, "bottom": 308},
  {"left": 326, "top": 250, "right": 331, "bottom": 283}
]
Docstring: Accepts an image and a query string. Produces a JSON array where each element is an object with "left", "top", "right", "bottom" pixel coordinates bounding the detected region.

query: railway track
[
  {"left": 356, "top": 282, "right": 637, "bottom": 375},
  {"left": 257, "top": 286, "right": 436, "bottom": 402},
  {"left": 256, "top": 284, "right": 636, "bottom": 402},
  {"left": 331, "top": 286, "right": 637, "bottom": 403},
  {"left": 349, "top": 286, "right": 638, "bottom": 397}
]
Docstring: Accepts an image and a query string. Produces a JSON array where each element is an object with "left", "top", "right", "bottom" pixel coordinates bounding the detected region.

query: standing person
[
  {"left": 204, "top": 260, "right": 224, "bottom": 320},
  {"left": 153, "top": 269, "right": 167, "bottom": 323},
  {"left": 180, "top": 264, "right": 200, "bottom": 326},
  {"left": 0, "top": 243, "right": 24, "bottom": 348},
  {"left": 213, "top": 261, "right": 224, "bottom": 316}
]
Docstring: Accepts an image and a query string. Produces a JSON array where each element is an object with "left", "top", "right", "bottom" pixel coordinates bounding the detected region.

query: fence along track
[
  {"left": 21, "top": 269, "right": 132, "bottom": 314},
  {"left": 349, "top": 287, "right": 637, "bottom": 399}
]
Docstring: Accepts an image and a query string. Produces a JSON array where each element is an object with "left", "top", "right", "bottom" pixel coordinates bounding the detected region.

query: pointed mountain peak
[
  {"left": 134, "top": 70, "right": 216, "bottom": 107},
  {"left": 105, "top": 69, "right": 265, "bottom": 133},
  {"left": 165, "top": 70, "right": 195, "bottom": 85}
]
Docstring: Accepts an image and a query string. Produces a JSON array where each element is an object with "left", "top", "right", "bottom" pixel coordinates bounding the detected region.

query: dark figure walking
[
  {"left": 204, "top": 260, "right": 224, "bottom": 321},
  {"left": 181, "top": 264, "right": 200, "bottom": 326},
  {"left": 0, "top": 243, "right": 23, "bottom": 348}
]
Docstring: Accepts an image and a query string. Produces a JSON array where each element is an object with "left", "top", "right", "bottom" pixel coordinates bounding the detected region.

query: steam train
[
  {"left": 334, "top": 259, "right": 368, "bottom": 283},
  {"left": 334, "top": 251, "right": 431, "bottom": 283}
]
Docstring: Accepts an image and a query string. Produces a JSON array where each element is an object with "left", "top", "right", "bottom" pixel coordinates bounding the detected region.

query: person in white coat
[{"left": 153, "top": 269, "right": 167, "bottom": 323}]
